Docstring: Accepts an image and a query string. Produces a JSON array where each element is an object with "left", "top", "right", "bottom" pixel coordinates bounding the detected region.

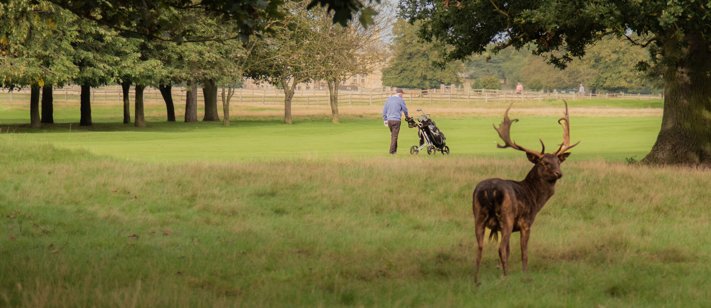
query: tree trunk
[
  {"left": 643, "top": 36, "right": 711, "bottom": 166},
  {"left": 121, "top": 81, "right": 131, "bottom": 124},
  {"left": 327, "top": 79, "right": 340, "bottom": 124},
  {"left": 202, "top": 79, "right": 220, "bottom": 121},
  {"left": 80, "top": 84, "right": 92, "bottom": 126},
  {"left": 30, "top": 85, "right": 40, "bottom": 128},
  {"left": 184, "top": 81, "right": 198, "bottom": 122},
  {"left": 159, "top": 84, "right": 176, "bottom": 122},
  {"left": 135, "top": 84, "right": 146, "bottom": 127},
  {"left": 41, "top": 85, "right": 54, "bottom": 124},
  {"left": 221, "top": 86, "right": 235, "bottom": 126},
  {"left": 281, "top": 78, "right": 295, "bottom": 124}
]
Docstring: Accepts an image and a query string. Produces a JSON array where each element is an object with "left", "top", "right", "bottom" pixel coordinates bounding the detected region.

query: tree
[
  {"left": 381, "top": 19, "right": 462, "bottom": 89},
  {"left": 245, "top": 1, "right": 321, "bottom": 124},
  {"left": 473, "top": 76, "right": 501, "bottom": 90},
  {"left": 309, "top": 3, "right": 388, "bottom": 123},
  {"left": 465, "top": 38, "right": 652, "bottom": 93},
  {"left": 114, "top": 39, "right": 140, "bottom": 124},
  {"left": 580, "top": 37, "right": 652, "bottom": 93},
  {"left": 71, "top": 22, "right": 127, "bottom": 126},
  {"left": 0, "top": 0, "right": 77, "bottom": 127},
  {"left": 402, "top": 1, "right": 711, "bottom": 166},
  {"left": 47, "top": 0, "right": 380, "bottom": 42}
]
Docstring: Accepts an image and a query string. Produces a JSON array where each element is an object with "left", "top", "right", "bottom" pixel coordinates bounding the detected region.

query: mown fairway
[{"left": 2, "top": 98, "right": 710, "bottom": 306}]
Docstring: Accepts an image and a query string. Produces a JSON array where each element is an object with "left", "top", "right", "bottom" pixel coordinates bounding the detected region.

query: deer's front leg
[{"left": 520, "top": 223, "right": 531, "bottom": 272}]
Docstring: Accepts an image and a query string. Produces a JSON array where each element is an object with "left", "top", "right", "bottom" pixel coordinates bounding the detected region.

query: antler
[
  {"left": 494, "top": 104, "right": 544, "bottom": 158},
  {"left": 554, "top": 100, "right": 580, "bottom": 155}
]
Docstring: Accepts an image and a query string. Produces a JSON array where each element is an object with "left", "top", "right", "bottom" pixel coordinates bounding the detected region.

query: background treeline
[
  {"left": 381, "top": 20, "right": 658, "bottom": 94},
  {"left": 0, "top": 0, "right": 388, "bottom": 126}
]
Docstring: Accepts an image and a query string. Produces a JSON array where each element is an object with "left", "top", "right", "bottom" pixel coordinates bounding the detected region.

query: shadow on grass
[{"left": 0, "top": 118, "right": 330, "bottom": 134}]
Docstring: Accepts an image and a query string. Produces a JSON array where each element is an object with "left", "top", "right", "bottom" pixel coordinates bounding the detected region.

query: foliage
[
  {"left": 0, "top": 0, "right": 77, "bottom": 88},
  {"left": 245, "top": 1, "right": 324, "bottom": 123},
  {"left": 245, "top": 2, "right": 318, "bottom": 85},
  {"left": 309, "top": 5, "right": 386, "bottom": 85},
  {"left": 70, "top": 23, "right": 127, "bottom": 87},
  {"left": 381, "top": 19, "right": 462, "bottom": 89},
  {"left": 472, "top": 75, "right": 501, "bottom": 90},
  {"left": 401, "top": 0, "right": 711, "bottom": 165},
  {"left": 46, "top": 0, "right": 377, "bottom": 43},
  {"left": 465, "top": 38, "right": 653, "bottom": 92}
]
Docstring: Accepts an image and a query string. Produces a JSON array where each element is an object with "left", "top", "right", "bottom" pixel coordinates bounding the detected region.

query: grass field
[{"left": 2, "top": 97, "right": 710, "bottom": 307}]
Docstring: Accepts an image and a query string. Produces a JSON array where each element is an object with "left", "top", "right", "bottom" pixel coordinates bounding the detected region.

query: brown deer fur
[{"left": 472, "top": 101, "right": 578, "bottom": 283}]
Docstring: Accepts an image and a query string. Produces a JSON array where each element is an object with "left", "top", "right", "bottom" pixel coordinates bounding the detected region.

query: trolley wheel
[
  {"left": 410, "top": 145, "right": 419, "bottom": 155},
  {"left": 441, "top": 146, "right": 450, "bottom": 155},
  {"left": 427, "top": 145, "right": 435, "bottom": 155}
]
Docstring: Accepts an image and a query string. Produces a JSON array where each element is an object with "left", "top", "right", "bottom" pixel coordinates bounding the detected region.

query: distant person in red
[
  {"left": 515, "top": 82, "right": 523, "bottom": 94},
  {"left": 382, "top": 88, "right": 410, "bottom": 154}
]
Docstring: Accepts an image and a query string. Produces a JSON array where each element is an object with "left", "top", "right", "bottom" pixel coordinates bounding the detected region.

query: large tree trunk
[
  {"left": 80, "top": 84, "right": 92, "bottom": 126},
  {"left": 135, "top": 84, "right": 146, "bottom": 127},
  {"left": 30, "top": 85, "right": 40, "bottom": 128},
  {"left": 41, "top": 85, "right": 53, "bottom": 124},
  {"left": 327, "top": 79, "right": 340, "bottom": 124},
  {"left": 184, "top": 81, "right": 198, "bottom": 122},
  {"left": 280, "top": 78, "right": 295, "bottom": 124},
  {"left": 643, "top": 35, "right": 711, "bottom": 166},
  {"left": 121, "top": 81, "right": 131, "bottom": 124},
  {"left": 159, "top": 84, "right": 176, "bottom": 122},
  {"left": 221, "top": 86, "right": 235, "bottom": 126},
  {"left": 202, "top": 79, "right": 220, "bottom": 121}
]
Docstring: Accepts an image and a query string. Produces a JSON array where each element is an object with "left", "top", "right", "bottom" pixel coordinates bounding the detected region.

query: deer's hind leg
[
  {"left": 473, "top": 200, "right": 486, "bottom": 284},
  {"left": 497, "top": 200, "right": 515, "bottom": 277}
]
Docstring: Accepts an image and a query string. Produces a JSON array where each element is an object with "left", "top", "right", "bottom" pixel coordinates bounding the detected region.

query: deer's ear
[
  {"left": 558, "top": 152, "right": 571, "bottom": 162},
  {"left": 526, "top": 152, "right": 540, "bottom": 164}
]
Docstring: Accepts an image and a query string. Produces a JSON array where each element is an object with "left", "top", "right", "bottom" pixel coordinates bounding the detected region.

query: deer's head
[{"left": 493, "top": 101, "right": 579, "bottom": 183}]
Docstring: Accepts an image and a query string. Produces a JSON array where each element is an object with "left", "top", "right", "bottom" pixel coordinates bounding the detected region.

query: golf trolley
[{"left": 406, "top": 109, "right": 450, "bottom": 155}]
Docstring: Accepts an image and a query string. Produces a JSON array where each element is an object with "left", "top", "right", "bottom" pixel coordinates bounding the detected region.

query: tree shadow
[{"left": 0, "top": 119, "right": 291, "bottom": 134}]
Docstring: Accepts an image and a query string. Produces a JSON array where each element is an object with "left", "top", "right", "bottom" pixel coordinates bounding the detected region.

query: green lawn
[
  {"left": 4, "top": 98, "right": 710, "bottom": 307},
  {"left": 1, "top": 115, "right": 660, "bottom": 163}
]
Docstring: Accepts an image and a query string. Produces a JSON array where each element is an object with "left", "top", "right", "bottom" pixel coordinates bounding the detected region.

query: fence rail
[{"left": 0, "top": 86, "right": 662, "bottom": 106}]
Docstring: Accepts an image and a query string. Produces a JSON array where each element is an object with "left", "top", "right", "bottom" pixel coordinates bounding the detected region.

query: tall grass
[{"left": 1, "top": 141, "right": 710, "bottom": 307}]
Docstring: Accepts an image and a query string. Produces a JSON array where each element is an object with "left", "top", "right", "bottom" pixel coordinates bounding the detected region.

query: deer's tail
[{"left": 475, "top": 185, "right": 504, "bottom": 242}]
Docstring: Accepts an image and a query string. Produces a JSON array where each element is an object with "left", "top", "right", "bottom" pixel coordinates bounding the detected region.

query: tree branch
[{"left": 624, "top": 34, "right": 657, "bottom": 48}]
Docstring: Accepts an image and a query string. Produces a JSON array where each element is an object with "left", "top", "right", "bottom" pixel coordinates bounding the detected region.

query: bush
[{"left": 473, "top": 75, "right": 501, "bottom": 90}]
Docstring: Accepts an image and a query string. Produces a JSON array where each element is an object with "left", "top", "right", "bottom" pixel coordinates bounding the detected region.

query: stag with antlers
[{"left": 472, "top": 101, "right": 579, "bottom": 283}]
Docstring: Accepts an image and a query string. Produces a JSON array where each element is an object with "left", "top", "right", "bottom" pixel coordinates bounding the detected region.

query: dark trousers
[{"left": 388, "top": 120, "right": 401, "bottom": 154}]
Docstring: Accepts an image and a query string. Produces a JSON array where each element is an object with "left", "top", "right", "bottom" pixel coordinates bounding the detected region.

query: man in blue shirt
[{"left": 382, "top": 88, "right": 409, "bottom": 154}]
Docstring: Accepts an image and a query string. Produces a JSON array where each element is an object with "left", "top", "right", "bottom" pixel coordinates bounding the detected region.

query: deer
[{"left": 472, "top": 100, "right": 579, "bottom": 284}]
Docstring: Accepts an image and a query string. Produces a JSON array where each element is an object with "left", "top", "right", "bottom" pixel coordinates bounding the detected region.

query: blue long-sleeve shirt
[{"left": 382, "top": 95, "right": 409, "bottom": 121}]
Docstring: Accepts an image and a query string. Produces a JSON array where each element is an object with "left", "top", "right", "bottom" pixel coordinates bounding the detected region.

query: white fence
[{"left": 0, "top": 86, "right": 661, "bottom": 106}]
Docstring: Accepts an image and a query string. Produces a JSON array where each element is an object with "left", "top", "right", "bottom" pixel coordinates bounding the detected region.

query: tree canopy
[
  {"left": 401, "top": 0, "right": 711, "bottom": 166},
  {"left": 381, "top": 19, "right": 462, "bottom": 89},
  {"left": 465, "top": 37, "right": 652, "bottom": 93},
  {"left": 43, "top": 0, "right": 380, "bottom": 42}
]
